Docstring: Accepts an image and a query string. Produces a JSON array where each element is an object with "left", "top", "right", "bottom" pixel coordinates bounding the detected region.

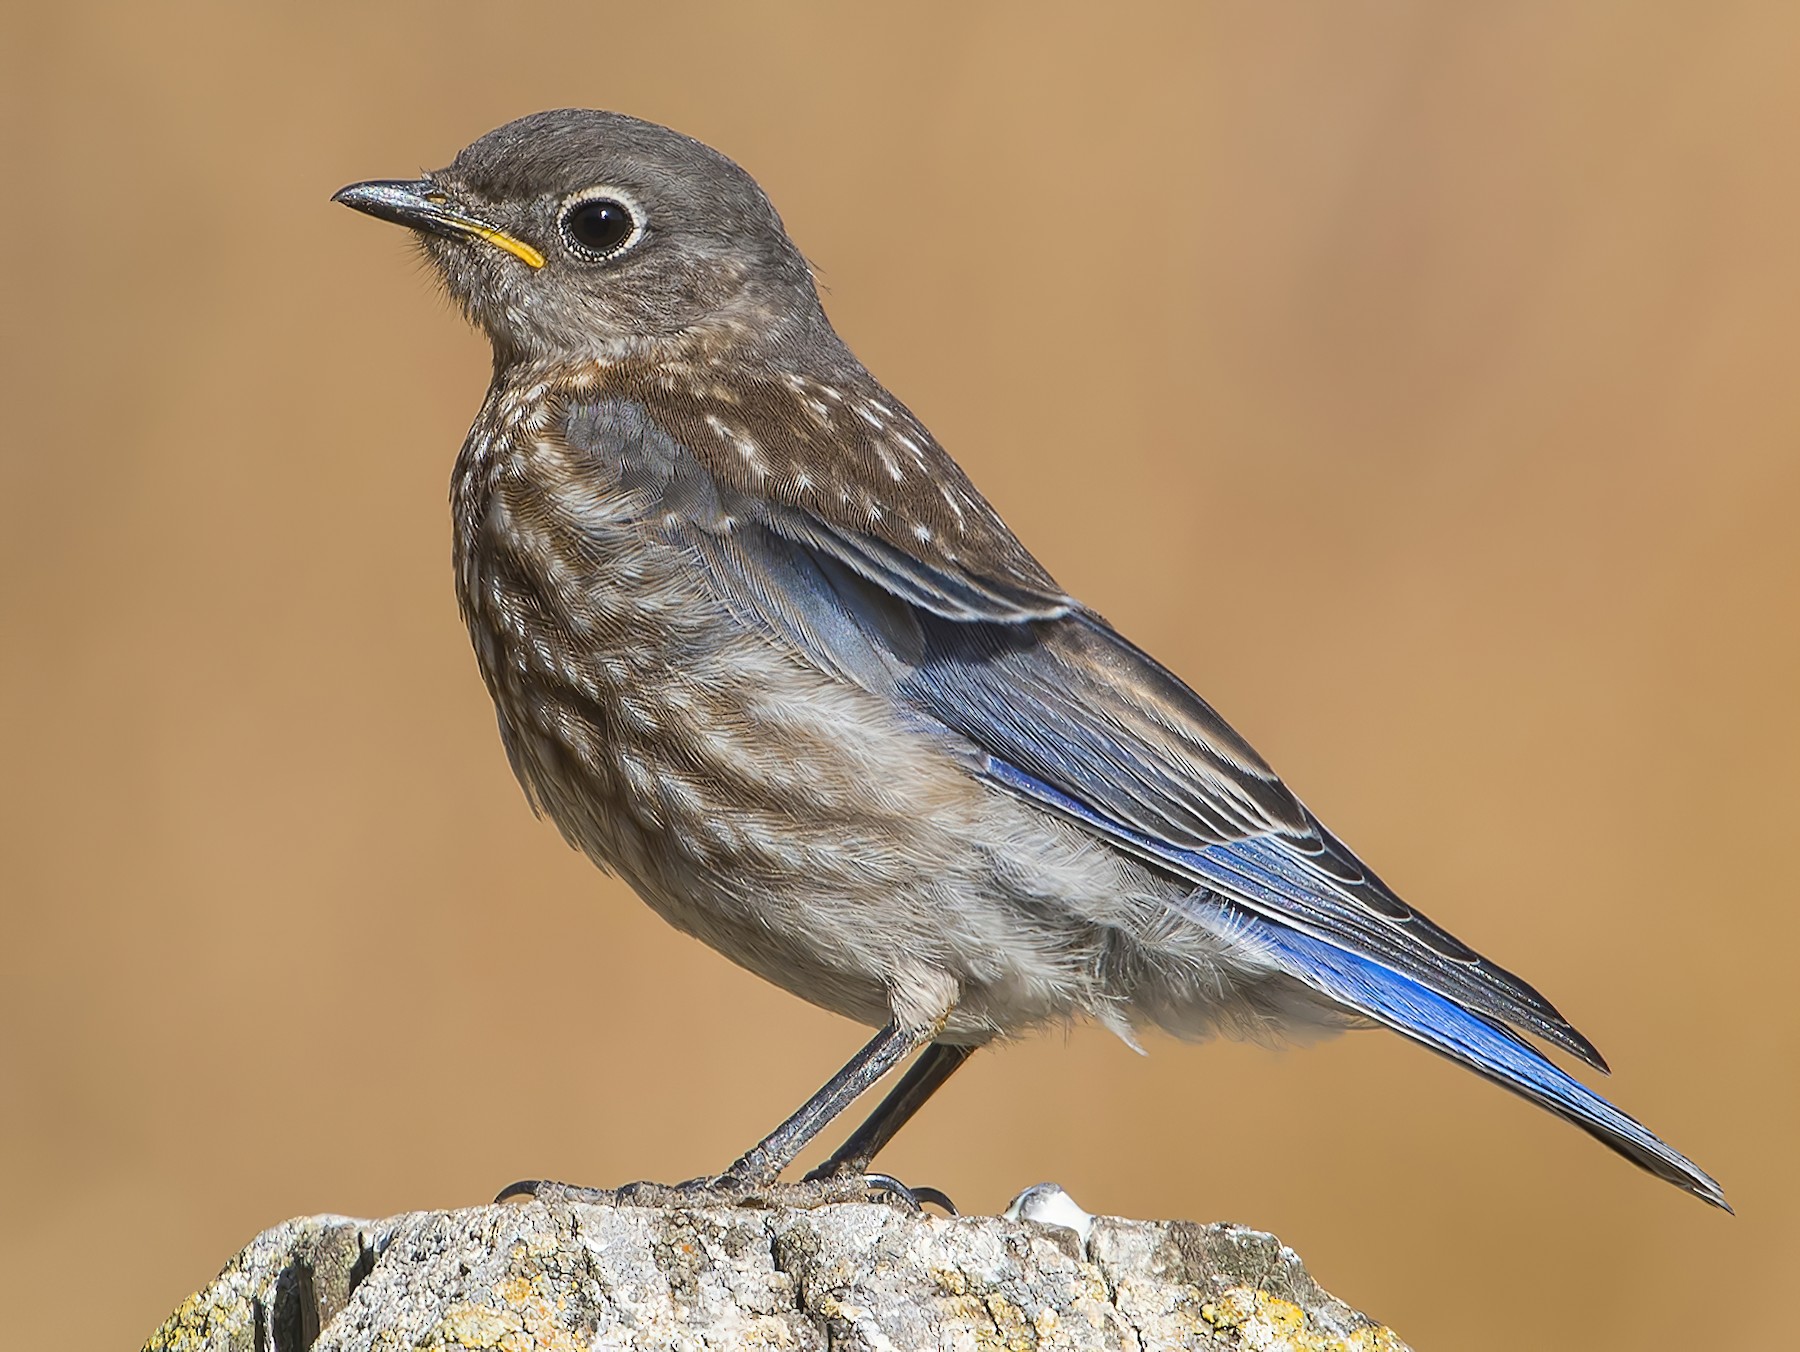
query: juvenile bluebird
[{"left": 334, "top": 110, "right": 1726, "bottom": 1211}]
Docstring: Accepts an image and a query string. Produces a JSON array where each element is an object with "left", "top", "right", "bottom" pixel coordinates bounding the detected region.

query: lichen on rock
[{"left": 143, "top": 1194, "right": 1408, "bottom": 1351}]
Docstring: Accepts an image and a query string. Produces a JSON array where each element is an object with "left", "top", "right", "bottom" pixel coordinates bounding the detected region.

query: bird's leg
[
  {"left": 498, "top": 1021, "right": 935, "bottom": 1210},
  {"left": 717, "top": 1020, "right": 928, "bottom": 1186},
  {"left": 805, "top": 1043, "right": 974, "bottom": 1181}
]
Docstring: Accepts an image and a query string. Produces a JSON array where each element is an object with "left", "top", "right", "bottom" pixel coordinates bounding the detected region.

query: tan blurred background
[{"left": 3, "top": 3, "right": 1796, "bottom": 1347}]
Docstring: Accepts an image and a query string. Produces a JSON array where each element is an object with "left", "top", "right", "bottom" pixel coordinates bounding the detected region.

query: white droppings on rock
[{"left": 1005, "top": 1183, "right": 1097, "bottom": 1245}]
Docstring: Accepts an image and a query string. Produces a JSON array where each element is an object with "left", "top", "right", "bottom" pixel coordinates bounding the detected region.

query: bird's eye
[{"left": 561, "top": 196, "right": 639, "bottom": 259}]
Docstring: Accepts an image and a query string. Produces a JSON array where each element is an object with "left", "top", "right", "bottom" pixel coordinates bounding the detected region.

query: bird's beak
[{"left": 332, "top": 178, "right": 546, "bottom": 270}]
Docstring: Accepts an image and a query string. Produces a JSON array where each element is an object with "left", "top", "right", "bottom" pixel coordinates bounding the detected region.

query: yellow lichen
[
  {"left": 932, "top": 1265, "right": 970, "bottom": 1296},
  {"left": 1198, "top": 1286, "right": 1408, "bottom": 1351},
  {"left": 422, "top": 1294, "right": 592, "bottom": 1352},
  {"left": 142, "top": 1287, "right": 255, "bottom": 1352},
  {"left": 983, "top": 1292, "right": 1038, "bottom": 1350},
  {"left": 429, "top": 1302, "right": 517, "bottom": 1348}
]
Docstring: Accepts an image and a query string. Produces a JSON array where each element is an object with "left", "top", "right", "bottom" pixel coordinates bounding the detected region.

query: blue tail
[{"left": 1239, "top": 914, "right": 1729, "bottom": 1210}]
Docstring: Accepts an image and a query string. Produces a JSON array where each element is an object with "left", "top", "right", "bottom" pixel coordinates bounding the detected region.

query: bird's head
[{"left": 334, "top": 109, "right": 829, "bottom": 366}]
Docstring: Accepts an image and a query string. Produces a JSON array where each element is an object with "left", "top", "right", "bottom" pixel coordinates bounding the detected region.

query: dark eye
[{"left": 561, "top": 196, "right": 638, "bottom": 258}]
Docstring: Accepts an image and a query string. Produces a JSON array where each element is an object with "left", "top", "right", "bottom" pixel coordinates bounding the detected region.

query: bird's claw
[
  {"left": 495, "top": 1171, "right": 956, "bottom": 1214},
  {"left": 495, "top": 1176, "right": 752, "bottom": 1208},
  {"left": 859, "top": 1171, "right": 959, "bottom": 1215}
]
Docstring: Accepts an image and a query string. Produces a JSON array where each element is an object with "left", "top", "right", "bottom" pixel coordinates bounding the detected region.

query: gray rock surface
[{"left": 144, "top": 1195, "right": 1408, "bottom": 1351}]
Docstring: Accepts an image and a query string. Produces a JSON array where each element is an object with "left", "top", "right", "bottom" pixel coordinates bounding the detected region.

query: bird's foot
[
  {"left": 800, "top": 1158, "right": 959, "bottom": 1215},
  {"left": 495, "top": 1171, "right": 954, "bottom": 1213}
]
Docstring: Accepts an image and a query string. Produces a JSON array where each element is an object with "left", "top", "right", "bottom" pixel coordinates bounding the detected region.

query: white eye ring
[{"left": 558, "top": 187, "right": 646, "bottom": 261}]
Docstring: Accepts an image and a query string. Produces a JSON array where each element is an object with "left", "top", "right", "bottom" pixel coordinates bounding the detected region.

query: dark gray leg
[
  {"left": 806, "top": 1043, "right": 975, "bottom": 1180},
  {"left": 722, "top": 1021, "right": 926, "bottom": 1184},
  {"left": 498, "top": 1021, "right": 931, "bottom": 1207}
]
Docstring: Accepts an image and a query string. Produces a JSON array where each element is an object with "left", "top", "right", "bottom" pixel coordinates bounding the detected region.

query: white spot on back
[
  {"left": 936, "top": 481, "right": 969, "bottom": 527},
  {"left": 706, "top": 413, "right": 766, "bottom": 475},
  {"left": 870, "top": 441, "right": 903, "bottom": 481}
]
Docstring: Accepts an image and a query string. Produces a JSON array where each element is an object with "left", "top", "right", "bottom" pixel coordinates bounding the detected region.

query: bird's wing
[
  {"left": 568, "top": 388, "right": 1601, "bottom": 1068},
  {"left": 566, "top": 370, "right": 1074, "bottom": 622}
]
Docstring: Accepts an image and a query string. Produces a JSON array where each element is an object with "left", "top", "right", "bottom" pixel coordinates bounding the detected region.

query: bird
[{"left": 334, "top": 108, "right": 1726, "bottom": 1212}]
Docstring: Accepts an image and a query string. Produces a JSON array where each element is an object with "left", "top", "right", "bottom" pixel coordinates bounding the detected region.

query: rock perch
[{"left": 144, "top": 1192, "right": 1408, "bottom": 1351}]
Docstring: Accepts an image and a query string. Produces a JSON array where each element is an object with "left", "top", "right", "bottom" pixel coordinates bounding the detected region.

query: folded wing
[{"left": 567, "top": 392, "right": 1605, "bottom": 1061}]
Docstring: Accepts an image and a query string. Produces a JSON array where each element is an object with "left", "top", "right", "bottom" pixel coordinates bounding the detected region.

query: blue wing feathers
[
  {"left": 982, "top": 756, "right": 1724, "bottom": 1206},
  {"left": 1235, "top": 914, "right": 1730, "bottom": 1209},
  {"left": 981, "top": 756, "right": 1601, "bottom": 1067}
]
